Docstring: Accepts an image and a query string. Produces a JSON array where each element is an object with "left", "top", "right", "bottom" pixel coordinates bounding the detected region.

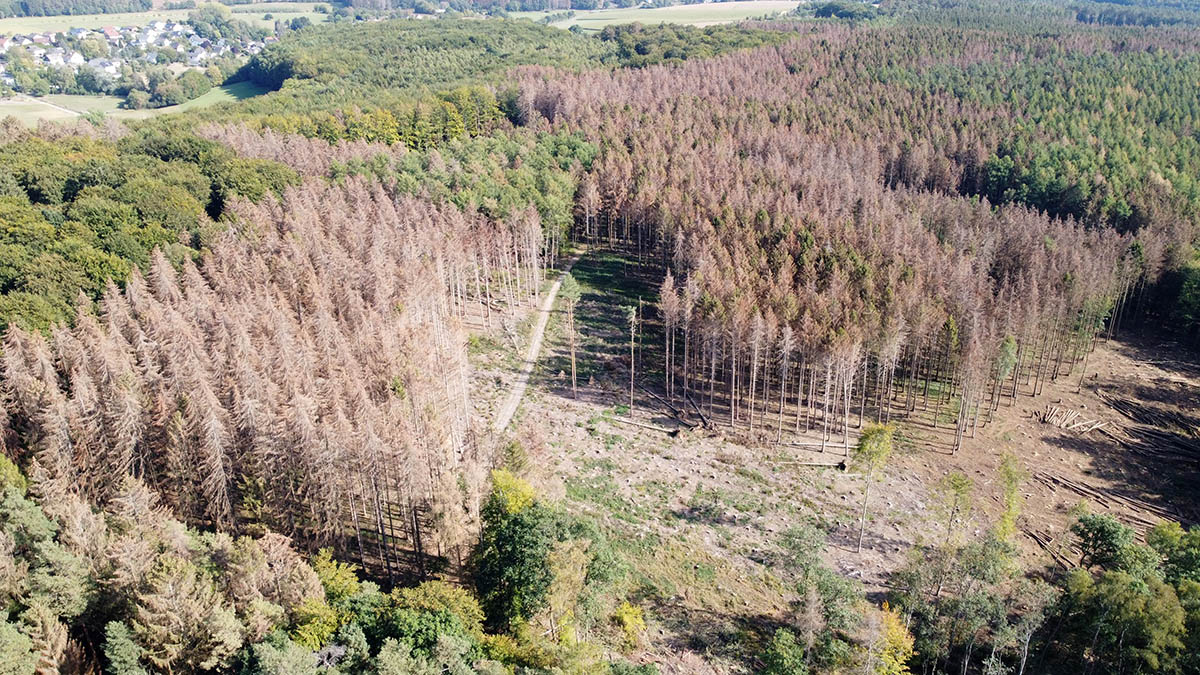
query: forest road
[{"left": 492, "top": 253, "right": 581, "bottom": 433}]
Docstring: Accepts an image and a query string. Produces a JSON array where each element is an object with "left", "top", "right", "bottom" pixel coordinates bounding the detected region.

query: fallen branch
[
  {"left": 1025, "top": 528, "right": 1072, "bottom": 569},
  {"left": 604, "top": 415, "right": 680, "bottom": 437},
  {"left": 686, "top": 393, "right": 713, "bottom": 429},
  {"left": 636, "top": 383, "right": 698, "bottom": 429},
  {"left": 776, "top": 460, "right": 848, "bottom": 470}
]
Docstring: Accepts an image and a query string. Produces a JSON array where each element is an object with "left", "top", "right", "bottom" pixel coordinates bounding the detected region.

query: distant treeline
[
  {"left": 0, "top": 0, "right": 324, "bottom": 18},
  {"left": 830, "top": 0, "right": 1200, "bottom": 28},
  {"left": 1071, "top": 1, "right": 1200, "bottom": 26},
  {"left": 0, "top": 0, "right": 149, "bottom": 18}
]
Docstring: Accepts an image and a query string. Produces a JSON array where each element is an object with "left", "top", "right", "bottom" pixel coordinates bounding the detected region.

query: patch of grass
[
  {"left": 468, "top": 333, "right": 503, "bottom": 356},
  {"left": 634, "top": 479, "right": 674, "bottom": 507},
  {"left": 566, "top": 474, "right": 645, "bottom": 524},
  {"left": 0, "top": 97, "right": 76, "bottom": 126},
  {"left": 5, "top": 82, "right": 269, "bottom": 128},
  {"left": 686, "top": 485, "right": 724, "bottom": 522},
  {"left": 158, "top": 80, "right": 269, "bottom": 112},
  {"left": 579, "top": 456, "right": 619, "bottom": 473},
  {"left": 42, "top": 93, "right": 124, "bottom": 114},
  {"left": 735, "top": 466, "right": 768, "bottom": 484},
  {"left": 565, "top": 459, "right": 648, "bottom": 524},
  {"left": 618, "top": 534, "right": 788, "bottom": 615},
  {"left": 720, "top": 488, "right": 767, "bottom": 516},
  {"left": 714, "top": 451, "right": 742, "bottom": 466},
  {"left": 893, "top": 424, "right": 926, "bottom": 452}
]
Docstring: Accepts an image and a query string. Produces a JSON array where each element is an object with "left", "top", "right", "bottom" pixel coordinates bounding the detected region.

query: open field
[
  {"left": 514, "top": 0, "right": 801, "bottom": 31},
  {"left": 0, "top": 94, "right": 78, "bottom": 124},
  {"left": 1, "top": 81, "right": 267, "bottom": 125},
  {"left": 42, "top": 92, "right": 126, "bottom": 114},
  {"left": 151, "top": 78, "right": 267, "bottom": 111},
  {"left": 0, "top": 2, "right": 327, "bottom": 33}
]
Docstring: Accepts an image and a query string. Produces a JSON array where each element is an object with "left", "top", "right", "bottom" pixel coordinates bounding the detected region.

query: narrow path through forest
[{"left": 492, "top": 253, "right": 581, "bottom": 432}]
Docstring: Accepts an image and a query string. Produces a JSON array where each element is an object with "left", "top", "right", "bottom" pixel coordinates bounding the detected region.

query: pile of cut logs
[
  {"left": 1039, "top": 406, "right": 1107, "bottom": 433},
  {"left": 1032, "top": 471, "right": 1183, "bottom": 530},
  {"left": 1098, "top": 390, "right": 1199, "bottom": 436},
  {"left": 1094, "top": 390, "right": 1200, "bottom": 465},
  {"left": 1025, "top": 528, "right": 1074, "bottom": 568}
]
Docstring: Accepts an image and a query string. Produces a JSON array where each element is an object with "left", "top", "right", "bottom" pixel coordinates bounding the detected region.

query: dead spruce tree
[
  {"left": 2, "top": 177, "right": 548, "bottom": 579},
  {"left": 514, "top": 43, "right": 1129, "bottom": 448}
]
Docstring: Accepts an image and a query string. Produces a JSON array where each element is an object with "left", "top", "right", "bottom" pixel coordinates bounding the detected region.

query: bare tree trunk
[
  {"left": 794, "top": 355, "right": 806, "bottom": 434},
  {"left": 1077, "top": 334, "right": 1092, "bottom": 393},
  {"left": 821, "top": 364, "right": 832, "bottom": 453},
  {"left": 858, "top": 360, "right": 867, "bottom": 429},
  {"left": 629, "top": 309, "right": 636, "bottom": 415},
  {"left": 568, "top": 304, "right": 577, "bottom": 399},
  {"left": 857, "top": 480, "right": 871, "bottom": 554},
  {"left": 749, "top": 336, "right": 761, "bottom": 434},
  {"left": 682, "top": 325, "right": 691, "bottom": 401},
  {"left": 777, "top": 347, "right": 791, "bottom": 445}
]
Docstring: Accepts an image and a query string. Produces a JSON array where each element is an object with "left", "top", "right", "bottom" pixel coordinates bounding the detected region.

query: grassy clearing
[
  {"left": 4, "top": 81, "right": 268, "bottom": 126},
  {"left": 514, "top": 0, "right": 800, "bottom": 31},
  {"left": 537, "top": 250, "right": 663, "bottom": 394},
  {"left": 0, "top": 96, "right": 76, "bottom": 124},
  {"left": 156, "top": 79, "right": 268, "bottom": 111},
  {"left": 42, "top": 93, "right": 125, "bottom": 113},
  {"left": 0, "top": 2, "right": 327, "bottom": 33}
]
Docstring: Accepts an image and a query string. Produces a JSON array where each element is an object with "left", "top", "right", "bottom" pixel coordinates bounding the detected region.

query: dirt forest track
[{"left": 492, "top": 253, "right": 581, "bottom": 432}]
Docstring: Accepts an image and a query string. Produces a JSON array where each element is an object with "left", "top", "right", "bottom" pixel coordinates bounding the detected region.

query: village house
[{"left": 86, "top": 57, "right": 121, "bottom": 77}]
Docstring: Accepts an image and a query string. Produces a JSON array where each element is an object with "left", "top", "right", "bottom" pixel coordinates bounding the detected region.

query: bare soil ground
[{"left": 469, "top": 252, "right": 1200, "bottom": 673}]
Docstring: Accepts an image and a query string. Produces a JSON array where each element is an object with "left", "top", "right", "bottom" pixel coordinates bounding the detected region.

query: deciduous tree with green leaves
[{"left": 472, "top": 470, "right": 555, "bottom": 632}]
